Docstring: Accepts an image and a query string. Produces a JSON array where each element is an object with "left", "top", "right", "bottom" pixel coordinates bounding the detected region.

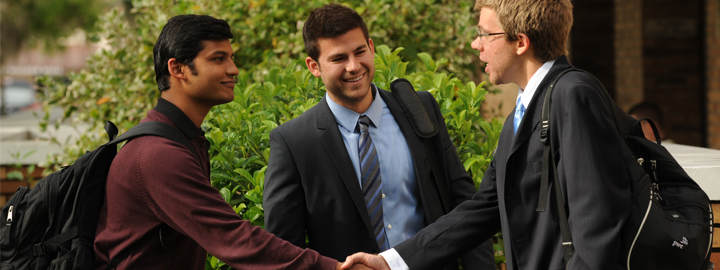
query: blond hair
[{"left": 475, "top": 0, "right": 573, "bottom": 62}]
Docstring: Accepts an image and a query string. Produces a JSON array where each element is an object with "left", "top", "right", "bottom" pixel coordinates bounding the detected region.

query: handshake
[{"left": 334, "top": 253, "right": 391, "bottom": 270}]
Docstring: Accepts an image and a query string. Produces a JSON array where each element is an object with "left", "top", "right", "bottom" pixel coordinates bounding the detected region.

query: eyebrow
[
  {"left": 326, "top": 44, "right": 368, "bottom": 60},
  {"left": 209, "top": 51, "right": 233, "bottom": 57}
]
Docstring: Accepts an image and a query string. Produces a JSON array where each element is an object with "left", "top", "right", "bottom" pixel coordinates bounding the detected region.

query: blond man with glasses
[{"left": 344, "top": 0, "right": 637, "bottom": 269}]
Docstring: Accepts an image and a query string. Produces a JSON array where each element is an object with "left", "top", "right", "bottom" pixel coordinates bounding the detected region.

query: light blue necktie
[
  {"left": 358, "top": 115, "right": 390, "bottom": 251},
  {"left": 514, "top": 97, "right": 525, "bottom": 134}
]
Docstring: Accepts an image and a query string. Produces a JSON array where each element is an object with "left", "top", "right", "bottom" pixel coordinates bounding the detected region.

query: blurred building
[
  {"left": 483, "top": 0, "right": 720, "bottom": 150},
  {"left": 571, "top": 0, "right": 720, "bottom": 149},
  {"left": 2, "top": 30, "right": 97, "bottom": 79}
]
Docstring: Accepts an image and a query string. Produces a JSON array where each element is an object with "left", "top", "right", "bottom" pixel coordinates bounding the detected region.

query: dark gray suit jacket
[
  {"left": 393, "top": 56, "right": 635, "bottom": 270},
  {"left": 264, "top": 88, "right": 495, "bottom": 269}
]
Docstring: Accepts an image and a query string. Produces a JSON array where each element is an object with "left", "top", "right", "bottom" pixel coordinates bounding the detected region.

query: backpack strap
[
  {"left": 536, "top": 67, "right": 577, "bottom": 213},
  {"left": 534, "top": 67, "right": 577, "bottom": 266},
  {"left": 109, "top": 121, "right": 200, "bottom": 161},
  {"left": 390, "top": 79, "right": 438, "bottom": 138},
  {"left": 390, "top": 79, "right": 452, "bottom": 212},
  {"left": 105, "top": 121, "right": 201, "bottom": 269}
]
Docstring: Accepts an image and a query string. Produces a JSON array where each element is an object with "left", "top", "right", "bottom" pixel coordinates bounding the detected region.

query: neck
[
  {"left": 160, "top": 91, "right": 210, "bottom": 127},
  {"left": 329, "top": 85, "right": 375, "bottom": 114},
  {"left": 516, "top": 57, "right": 545, "bottom": 90}
]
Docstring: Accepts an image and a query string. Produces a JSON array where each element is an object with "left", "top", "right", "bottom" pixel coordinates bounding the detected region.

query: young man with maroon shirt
[{"left": 93, "top": 14, "right": 361, "bottom": 270}]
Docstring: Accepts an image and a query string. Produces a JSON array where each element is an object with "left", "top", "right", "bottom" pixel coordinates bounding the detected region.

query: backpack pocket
[
  {"left": 626, "top": 183, "right": 712, "bottom": 270},
  {"left": 1, "top": 187, "right": 29, "bottom": 252}
]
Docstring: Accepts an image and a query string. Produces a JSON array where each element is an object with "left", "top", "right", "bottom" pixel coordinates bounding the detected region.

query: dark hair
[
  {"left": 629, "top": 102, "right": 664, "bottom": 126},
  {"left": 153, "top": 14, "right": 233, "bottom": 92},
  {"left": 302, "top": 4, "right": 369, "bottom": 62}
]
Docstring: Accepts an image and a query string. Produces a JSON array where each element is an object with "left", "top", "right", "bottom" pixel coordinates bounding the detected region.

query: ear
[
  {"left": 306, "top": 56, "right": 321, "bottom": 77},
  {"left": 167, "top": 58, "right": 187, "bottom": 80},
  {"left": 368, "top": 38, "right": 375, "bottom": 56},
  {"left": 515, "top": 33, "right": 531, "bottom": 56}
]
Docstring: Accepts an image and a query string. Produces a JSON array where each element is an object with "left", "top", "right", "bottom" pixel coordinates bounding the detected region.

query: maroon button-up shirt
[{"left": 94, "top": 98, "right": 336, "bottom": 269}]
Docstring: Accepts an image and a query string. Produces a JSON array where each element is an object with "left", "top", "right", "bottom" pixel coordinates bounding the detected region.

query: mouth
[
  {"left": 343, "top": 72, "right": 365, "bottom": 83},
  {"left": 221, "top": 78, "right": 237, "bottom": 88},
  {"left": 221, "top": 81, "right": 235, "bottom": 89}
]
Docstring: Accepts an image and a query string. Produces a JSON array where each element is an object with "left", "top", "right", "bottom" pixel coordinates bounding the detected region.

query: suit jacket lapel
[
  {"left": 509, "top": 56, "right": 573, "bottom": 154},
  {"left": 315, "top": 97, "right": 374, "bottom": 231}
]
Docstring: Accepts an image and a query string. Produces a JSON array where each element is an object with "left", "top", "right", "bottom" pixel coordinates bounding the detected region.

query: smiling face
[
  {"left": 471, "top": 8, "right": 521, "bottom": 86},
  {"left": 183, "top": 39, "right": 239, "bottom": 108},
  {"left": 306, "top": 27, "right": 375, "bottom": 113}
]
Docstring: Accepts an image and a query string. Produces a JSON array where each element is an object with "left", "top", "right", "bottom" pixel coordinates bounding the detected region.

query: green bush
[{"left": 37, "top": 0, "right": 503, "bottom": 268}]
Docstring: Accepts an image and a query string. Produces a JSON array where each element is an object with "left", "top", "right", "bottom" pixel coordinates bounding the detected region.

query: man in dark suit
[
  {"left": 343, "top": 0, "right": 634, "bottom": 269},
  {"left": 263, "top": 4, "right": 495, "bottom": 270}
]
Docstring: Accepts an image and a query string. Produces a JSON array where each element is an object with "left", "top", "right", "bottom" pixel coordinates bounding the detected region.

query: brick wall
[
  {"left": 707, "top": 0, "right": 720, "bottom": 150},
  {"left": 642, "top": 0, "right": 706, "bottom": 146},
  {"left": 570, "top": 0, "right": 615, "bottom": 98},
  {"left": 614, "top": 0, "right": 644, "bottom": 111}
]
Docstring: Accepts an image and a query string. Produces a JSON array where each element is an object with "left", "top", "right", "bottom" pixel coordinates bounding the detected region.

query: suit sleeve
[
  {"left": 393, "top": 156, "right": 502, "bottom": 270},
  {"left": 551, "top": 76, "right": 631, "bottom": 270},
  {"left": 263, "top": 128, "right": 308, "bottom": 248},
  {"left": 407, "top": 92, "right": 498, "bottom": 270}
]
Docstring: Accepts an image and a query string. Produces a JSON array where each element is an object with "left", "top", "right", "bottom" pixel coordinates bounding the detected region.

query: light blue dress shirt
[{"left": 326, "top": 83, "right": 425, "bottom": 247}]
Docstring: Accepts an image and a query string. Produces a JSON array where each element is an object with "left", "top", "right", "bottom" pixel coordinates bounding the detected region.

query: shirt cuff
[{"left": 379, "top": 248, "right": 409, "bottom": 270}]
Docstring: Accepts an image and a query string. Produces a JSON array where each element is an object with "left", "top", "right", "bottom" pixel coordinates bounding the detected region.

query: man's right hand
[{"left": 341, "top": 252, "right": 391, "bottom": 270}]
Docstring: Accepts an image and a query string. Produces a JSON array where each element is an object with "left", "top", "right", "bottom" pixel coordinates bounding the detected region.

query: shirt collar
[
  {"left": 517, "top": 59, "right": 556, "bottom": 108},
  {"left": 326, "top": 83, "right": 385, "bottom": 132},
  {"left": 153, "top": 97, "right": 204, "bottom": 138}
]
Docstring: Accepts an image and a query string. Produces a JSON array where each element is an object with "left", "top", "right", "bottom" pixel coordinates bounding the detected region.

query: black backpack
[
  {"left": 0, "top": 121, "right": 198, "bottom": 270},
  {"left": 536, "top": 68, "right": 714, "bottom": 269}
]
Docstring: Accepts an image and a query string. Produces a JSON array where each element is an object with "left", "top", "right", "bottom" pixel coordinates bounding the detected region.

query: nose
[
  {"left": 346, "top": 56, "right": 361, "bottom": 73},
  {"left": 227, "top": 61, "right": 239, "bottom": 76},
  {"left": 471, "top": 36, "right": 483, "bottom": 52}
]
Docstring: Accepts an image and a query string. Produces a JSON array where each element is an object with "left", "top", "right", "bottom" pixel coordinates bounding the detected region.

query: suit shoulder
[
  {"left": 273, "top": 101, "right": 322, "bottom": 134},
  {"left": 551, "top": 70, "right": 606, "bottom": 98}
]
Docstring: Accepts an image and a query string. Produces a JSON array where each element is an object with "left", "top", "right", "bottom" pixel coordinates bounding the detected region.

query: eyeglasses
[{"left": 477, "top": 29, "right": 505, "bottom": 41}]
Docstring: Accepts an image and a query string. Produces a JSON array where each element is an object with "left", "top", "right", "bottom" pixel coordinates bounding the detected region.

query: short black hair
[
  {"left": 153, "top": 14, "right": 233, "bottom": 92},
  {"left": 302, "top": 4, "right": 369, "bottom": 62}
]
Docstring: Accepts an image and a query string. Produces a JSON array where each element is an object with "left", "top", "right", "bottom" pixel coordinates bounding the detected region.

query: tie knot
[{"left": 358, "top": 115, "right": 371, "bottom": 132}]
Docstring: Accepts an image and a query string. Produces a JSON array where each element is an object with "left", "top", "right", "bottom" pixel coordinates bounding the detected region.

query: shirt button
[
  {"left": 382, "top": 193, "right": 386, "bottom": 199},
  {"left": 388, "top": 224, "right": 392, "bottom": 229}
]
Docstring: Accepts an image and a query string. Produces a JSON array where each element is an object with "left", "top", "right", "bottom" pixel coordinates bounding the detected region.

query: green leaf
[
  {"left": 234, "top": 168, "right": 254, "bottom": 183},
  {"left": 219, "top": 187, "right": 232, "bottom": 203},
  {"left": 209, "top": 128, "right": 224, "bottom": 144},
  {"left": 417, "top": 52, "right": 435, "bottom": 72}
]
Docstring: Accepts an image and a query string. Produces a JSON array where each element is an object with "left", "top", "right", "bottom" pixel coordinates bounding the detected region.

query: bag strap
[
  {"left": 534, "top": 67, "right": 577, "bottom": 265},
  {"left": 105, "top": 120, "right": 201, "bottom": 269},
  {"left": 536, "top": 67, "right": 576, "bottom": 213},
  {"left": 109, "top": 121, "right": 200, "bottom": 161},
  {"left": 390, "top": 79, "right": 451, "bottom": 212}
]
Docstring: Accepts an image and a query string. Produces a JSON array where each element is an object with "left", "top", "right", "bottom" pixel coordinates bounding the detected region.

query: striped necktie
[{"left": 358, "top": 115, "right": 389, "bottom": 251}]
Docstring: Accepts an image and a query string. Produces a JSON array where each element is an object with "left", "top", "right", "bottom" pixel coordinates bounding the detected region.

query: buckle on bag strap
[{"left": 32, "top": 243, "right": 46, "bottom": 256}]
